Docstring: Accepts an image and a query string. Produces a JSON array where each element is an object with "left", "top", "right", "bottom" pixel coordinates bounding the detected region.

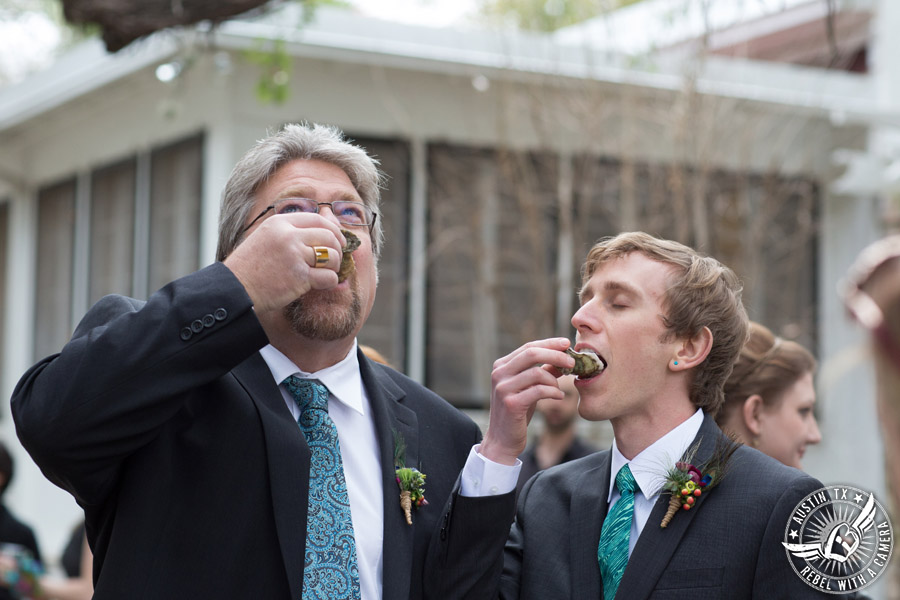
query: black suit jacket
[
  {"left": 426, "top": 414, "right": 833, "bottom": 599},
  {"left": 11, "top": 263, "right": 481, "bottom": 599}
]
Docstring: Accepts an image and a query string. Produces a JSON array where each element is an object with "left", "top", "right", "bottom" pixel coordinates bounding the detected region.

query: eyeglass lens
[{"left": 275, "top": 198, "right": 371, "bottom": 226}]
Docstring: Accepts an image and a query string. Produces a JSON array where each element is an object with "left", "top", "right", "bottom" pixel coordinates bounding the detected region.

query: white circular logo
[{"left": 783, "top": 485, "right": 894, "bottom": 594}]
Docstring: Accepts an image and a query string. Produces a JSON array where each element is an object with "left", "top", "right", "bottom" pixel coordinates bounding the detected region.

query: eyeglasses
[{"left": 241, "top": 197, "right": 378, "bottom": 235}]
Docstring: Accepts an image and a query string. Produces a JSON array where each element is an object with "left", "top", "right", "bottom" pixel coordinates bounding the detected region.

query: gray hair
[{"left": 216, "top": 123, "right": 384, "bottom": 262}]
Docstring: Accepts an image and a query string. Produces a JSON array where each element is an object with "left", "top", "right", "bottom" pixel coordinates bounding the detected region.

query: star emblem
[
  {"left": 790, "top": 529, "right": 799, "bottom": 540},
  {"left": 854, "top": 493, "right": 864, "bottom": 503}
]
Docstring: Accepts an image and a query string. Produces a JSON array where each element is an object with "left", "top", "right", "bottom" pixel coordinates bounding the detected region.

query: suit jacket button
[
  {"left": 180, "top": 327, "right": 193, "bottom": 341},
  {"left": 190, "top": 319, "right": 204, "bottom": 333},
  {"left": 202, "top": 314, "right": 215, "bottom": 328},
  {"left": 214, "top": 308, "right": 227, "bottom": 321}
]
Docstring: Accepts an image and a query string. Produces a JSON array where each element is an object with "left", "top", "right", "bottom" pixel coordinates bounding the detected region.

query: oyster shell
[
  {"left": 561, "top": 348, "right": 604, "bottom": 378},
  {"left": 338, "top": 229, "right": 362, "bottom": 283}
]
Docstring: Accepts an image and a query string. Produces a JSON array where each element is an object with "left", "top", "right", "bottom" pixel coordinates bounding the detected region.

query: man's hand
[
  {"left": 479, "top": 337, "right": 574, "bottom": 465},
  {"left": 223, "top": 213, "right": 346, "bottom": 315}
]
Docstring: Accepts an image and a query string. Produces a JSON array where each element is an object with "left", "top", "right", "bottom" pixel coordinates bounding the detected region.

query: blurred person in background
[
  {"left": 0, "top": 441, "right": 42, "bottom": 600},
  {"left": 39, "top": 521, "right": 92, "bottom": 600},
  {"left": 359, "top": 344, "right": 393, "bottom": 369},
  {"left": 516, "top": 374, "right": 597, "bottom": 496},
  {"left": 844, "top": 234, "right": 900, "bottom": 598},
  {"left": 716, "top": 321, "right": 821, "bottom": 470}
]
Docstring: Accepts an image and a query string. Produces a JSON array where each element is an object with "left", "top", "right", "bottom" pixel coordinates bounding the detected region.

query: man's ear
[
  {"left": 741, "top": 394, "right": 764, "bottom": 436},
  {"left": 670, "top": 325, "right": 713, "bottom": 371}
]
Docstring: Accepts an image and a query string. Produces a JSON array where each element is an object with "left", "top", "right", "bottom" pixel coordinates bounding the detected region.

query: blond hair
[
  {"left": 718, "top": 321, "right": 816, "bottom": 423},
  {"left": 581, "top": 232, "right": 749, "bottom": 414}
]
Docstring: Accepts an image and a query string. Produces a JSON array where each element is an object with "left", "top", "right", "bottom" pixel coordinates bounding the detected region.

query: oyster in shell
[
  {"left": 338, "top": 229, "right": 362, "bottom": 283},
  {"left": 561, "top": 348, "right": 605, "bottom": 378}
]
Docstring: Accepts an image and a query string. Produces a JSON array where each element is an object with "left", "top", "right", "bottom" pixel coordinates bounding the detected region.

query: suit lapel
[
  {"left": 358, "top": 351, "right": 418, "bottom": 600},
  {"left": 232, "top": 354, "right": 309, "bottom": 600},
  {"left": 571, "top": 451, "right": 611, "bottom": 599},
  {"left": 615, "top": 415, "right": 724, "bottom": 600}
]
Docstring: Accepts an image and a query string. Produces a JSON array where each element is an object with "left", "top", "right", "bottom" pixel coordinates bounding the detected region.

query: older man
[{"left": 12, "top": 124, "right": 490, "bottom": 599}]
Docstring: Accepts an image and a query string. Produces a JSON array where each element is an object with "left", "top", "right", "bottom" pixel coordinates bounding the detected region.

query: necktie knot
[
  {"left": 615, "top": 464, "right": 637, "bottom": 495},
  {"left": 283, "top": 375, "right": 329, "bottom": 413}
]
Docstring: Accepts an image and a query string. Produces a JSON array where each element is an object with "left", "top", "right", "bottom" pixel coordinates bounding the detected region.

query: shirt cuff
[{"left": 459, "top": 444, "right": 522, "bottom": 497}]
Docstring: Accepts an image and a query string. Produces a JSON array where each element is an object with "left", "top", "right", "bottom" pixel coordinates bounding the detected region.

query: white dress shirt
[
  {"left": 259, "top": 341, "right": 384, "bottom": 600},
  {"left": 607, "top": 408, "right": 704, "bottom": 556},
  {"left": 463, "top": 408, "right": 705, "bottom": 558},
  {"left": 460, "top": 445, "right": 522, "bottom": 497}
]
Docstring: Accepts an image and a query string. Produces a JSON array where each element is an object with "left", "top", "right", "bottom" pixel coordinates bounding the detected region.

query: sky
[
  {"left": 350, "top": 0, "right": 478, "bottom": 26},
  {"left": 0, "top": 8, "right": 60, "bottom": 83}
]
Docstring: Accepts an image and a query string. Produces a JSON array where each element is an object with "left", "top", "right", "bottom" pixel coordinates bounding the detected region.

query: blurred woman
[{"left": 717, "top": 321, "right": 822, "bottom": 469}]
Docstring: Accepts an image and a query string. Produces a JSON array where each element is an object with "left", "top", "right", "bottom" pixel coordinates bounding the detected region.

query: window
[
  {"left": 90, "top": 159, "right": 136, "bottom": 303},
  {"left": 426, "top": 145, "right": 559, "bottom": 407},
  {"left": 34, "top": 180, "right": 76, "bottom": 360},
  {"left": 32, "top": 134, "right": 205, "bottom": 359},
  {"left": 572, "top": 154, "right": 819, "bottom": 350},
  {"left": 149, "top": 135, "right": 203, "bottom": 293},
  {"left": 354, "top": 138, "right": 410, "bottom": 370},
  {"left": 708, "top": 174, "right": 819, "bottom": 350}
]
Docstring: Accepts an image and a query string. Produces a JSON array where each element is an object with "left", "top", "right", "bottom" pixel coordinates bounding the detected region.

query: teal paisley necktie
[
  {"left": 597, "top": 464, "right": 637, "bottom": 600},
  {"left": 284, "top": 376, "right": 361, "bottom": 600}
]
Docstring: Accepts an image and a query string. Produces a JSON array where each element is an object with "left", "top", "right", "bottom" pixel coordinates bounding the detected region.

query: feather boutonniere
[
  {"left": 393, "top": 431, "right": 427, "bottom": 525},
  {"left": 660, "top": 435, "right": 740, "bottom": 528}
]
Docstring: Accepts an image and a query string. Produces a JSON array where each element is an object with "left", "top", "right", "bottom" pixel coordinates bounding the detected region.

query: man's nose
[
  {"left": 317, "top": 204, "right": 342, "bottom": 227},
  {"left": 571, "top": 302, "right": 598, "bottom": 333}
]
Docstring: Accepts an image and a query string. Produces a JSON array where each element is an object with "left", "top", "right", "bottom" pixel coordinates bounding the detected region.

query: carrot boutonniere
[
  {"left": 393, "top": 431, "right": 427, "bottom": 525},
  {"left": 660, "top": 435, "right": 740, "bottom": 528}
]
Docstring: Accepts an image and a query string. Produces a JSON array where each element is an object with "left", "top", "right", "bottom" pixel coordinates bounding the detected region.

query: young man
[
  {"left": 426, "top": 232, "right": 829, "bottom": 599},
  {"left": 12, "top": 124, "right": 490, "bottom": 600}
]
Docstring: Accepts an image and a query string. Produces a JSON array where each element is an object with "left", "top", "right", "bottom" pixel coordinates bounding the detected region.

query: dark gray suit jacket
[
  {"left": 427, "top": 414, "right": 832, "bottom": 599},
  {"left": 12, "top": 263, "right": 484, "bottom": 599}
]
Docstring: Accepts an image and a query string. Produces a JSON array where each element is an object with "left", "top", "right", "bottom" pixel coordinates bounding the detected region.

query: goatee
[{"left": 284, "top": 282, "right": 362, "bottom": 341}]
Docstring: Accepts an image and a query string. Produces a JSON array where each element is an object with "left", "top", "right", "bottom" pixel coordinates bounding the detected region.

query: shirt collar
[
  {"left": 608, "top": 408, "right": 704, "bottom": 502},
  {"left": 258, "top": 340, "right": 366, "bottom": 416}
]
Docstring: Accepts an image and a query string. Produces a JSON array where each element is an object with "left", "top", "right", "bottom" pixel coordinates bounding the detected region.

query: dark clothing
[
  {"left": 61, "top": 523, "right": 85, "bottom": 578},
  {"left": 12, "top": 263, "right": 481, "bottom": 600},
  {"left": 424, "top": 414, "right": 831, "bottom": 599},
  {"left": 0, "top": 505, "right": 41, "bottom": 563},
  {"left": 0, "top": 504, "right": 42, "bottom": 600},
  {"left": 515, "top": 436, "right": 597, "bottom": 497}
]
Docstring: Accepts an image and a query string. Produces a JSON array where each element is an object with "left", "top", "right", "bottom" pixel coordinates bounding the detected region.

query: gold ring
[{"left": 313, "top": 246, "right": 329, "bottom": 267}]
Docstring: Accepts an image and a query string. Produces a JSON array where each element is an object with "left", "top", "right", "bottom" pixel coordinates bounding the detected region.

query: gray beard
[{"left": 283, "top": 282, "right": 362, "bottom": 341}]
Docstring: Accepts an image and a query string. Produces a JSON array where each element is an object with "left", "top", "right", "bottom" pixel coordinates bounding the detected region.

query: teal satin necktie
[
  {"left": 284, "top": 376, "right": 361, "bottom": 600},
  {"left": 597, "top": 464, "right": 637, "bottom": 600}
]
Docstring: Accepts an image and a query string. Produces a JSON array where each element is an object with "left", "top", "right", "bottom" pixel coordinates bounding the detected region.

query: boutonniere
[
  {"left": 660, "top": 435, "right": 740, "bottom": 528},
  {"left": 393, "top": 431, "right": 427, "bottom": 525}
]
